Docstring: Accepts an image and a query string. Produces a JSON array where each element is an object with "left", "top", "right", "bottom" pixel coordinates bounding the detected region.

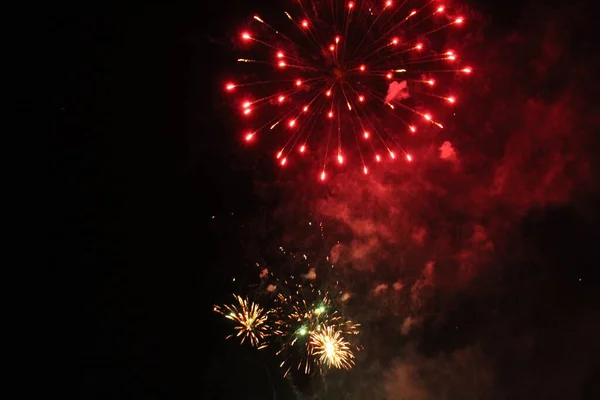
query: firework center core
[{"left": 333, "top": 67, "right": 345, "bottom": 80}]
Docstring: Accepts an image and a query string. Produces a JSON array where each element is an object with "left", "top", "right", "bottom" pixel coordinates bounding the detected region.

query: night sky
[{"left": 53, "top": 0, "right": 600, "bottom": 398}]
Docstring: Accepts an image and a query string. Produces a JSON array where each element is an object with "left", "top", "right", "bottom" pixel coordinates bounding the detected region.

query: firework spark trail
[{"left": 225, "top": 0, "right": 471, "bottom": 180}]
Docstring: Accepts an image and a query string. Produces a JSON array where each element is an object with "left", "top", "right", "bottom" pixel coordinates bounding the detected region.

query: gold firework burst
[
  {"left": 214, "top": 294, "right": 271, "bottom": 349},
  {"left": 310, "top": 325, "right": 355, "bottom": 369}
]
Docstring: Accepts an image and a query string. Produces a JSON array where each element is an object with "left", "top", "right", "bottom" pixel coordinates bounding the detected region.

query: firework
[
  {"left": 225, "top": 0, "right": 471, "bottom": 179},
  {"left": 310, "top": 324, "right": 355, "bottom": 369},
  {"left": 267, "top": 277, "right": 359, "bottom": 376},
  {"left": 214, "top": 294, "right": 272, "bottom": 349}
]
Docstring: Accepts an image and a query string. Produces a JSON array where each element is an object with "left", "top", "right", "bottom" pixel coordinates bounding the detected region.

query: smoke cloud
[
  {"left": 385, "top": 80, "right": 410, "bottom": 103},
  {"left": 250, "top": 2, "right": 599, "bottom": 398}
]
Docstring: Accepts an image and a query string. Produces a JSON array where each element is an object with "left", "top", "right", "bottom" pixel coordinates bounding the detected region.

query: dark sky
[{"left": 53, "top": 0, "right": 600, "bottom": 398}]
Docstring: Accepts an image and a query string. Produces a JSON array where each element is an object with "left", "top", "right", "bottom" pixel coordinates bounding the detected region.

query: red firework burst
[{"left": 225, "top": 0, "right": 472, "bottom": 181}]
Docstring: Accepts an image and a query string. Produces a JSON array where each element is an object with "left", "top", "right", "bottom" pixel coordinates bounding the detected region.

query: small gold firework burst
[
  {"left": 214, "top": 294, "right": 271, "bottom": 349},
  {"left": 310, "top": 325, "right": 355, "bottom": 369}
]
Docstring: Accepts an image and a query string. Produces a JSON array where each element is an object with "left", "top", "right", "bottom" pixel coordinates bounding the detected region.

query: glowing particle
[
  {"left": 301, "top": 20, "right": 309, "bottom": 28},
  {"left": 462, "top": 66, "right": 472, "bottom": 73},
  {"left": 299, "top": 145, "right": 306, "bottom": 153},
  {"left": 225, "top": 83, "right": 235, "bottom": 91},
  {"left": 386, "top": 72, "right": 392, "bottom": 79},
  {"left": 375, "top": 154, "right": 381, "bottom": 162},
  {"left": 337, "top": 154, "right": 343, "bottom": 164},
  {"left": 289, "top": 119, "right": 296, "bottom": 127},
  {"left": 436, "top": 6, "right": 445, "bottom": 12},
  {"left": 330, "top": 44, "right": 335, "bottom": 51},
  {"left": 348, "top": 2, "right": 354, "bottom": 9},
  {"left": 363, "top": 131, "right": 369, "bottom": 139},
  {"left": 363, "top": 166, "right": 368, "bottom": 174},
  {"left": 409, "top": 125, "right": 416, "bottom": 133},
  {"left": 245, "top": 133, "right": 254, "bottom": 141},
  {"left": 424, "top": 113, "right": 432, "bottom": 121},
  {"left": 415, "top": 43, "right": 423, "bottom": 50},
  {"left": 303, "top": 105, "right": 309, "bottom": 112},
  {"left": 296, "top": 79, "right": 302, "bottom": 86},
  {"left": 390, "top": 151, "right": 396, "bottom": 159},
  {"left": 241, "top": 32, "right": 251, "bottom": 40},
  {"left": 391, "top": 37, "right": 399, "bottom": 45},
  {"left": 427, "top": 79, "right": 435, "bottom": 86},
  {"left": 326, "top": 90, "right": 331, "bottom": 96},
  {"left": 455, "top": 17, "right": 464, "bottom": 24},
  {"left": 358, "top": 95, "right": 364, "bottom": 102},
  {"left": 320, "top": 171, "right": 326, "bottom": 180},
  {"left": 406, "top": 154, "right": 412, "bottom": 162},
  {"left": 278, "top": 61, "right": 286, "bottom": 67},
  {"left": 328, "top": 111, "right": 333, "bottom": 118},
  {"left": 359, "top": 64, "right": 365, "bottom": 71},
  {"left": 278, "top": 95, "right": 285, "bottom": 102},
  {"left": 281, "top": 157, "right": 287, "bottom": 166},
  {"left": 447, "top": 96, "right": 455, "bottom": 103}
]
